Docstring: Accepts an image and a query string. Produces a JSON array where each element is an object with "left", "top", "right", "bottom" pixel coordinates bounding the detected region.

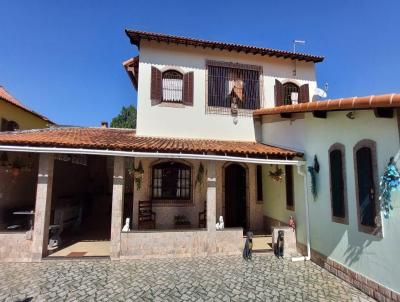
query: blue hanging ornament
[{"left": 379, "top": 157, "right": 400, "bottom": 219}]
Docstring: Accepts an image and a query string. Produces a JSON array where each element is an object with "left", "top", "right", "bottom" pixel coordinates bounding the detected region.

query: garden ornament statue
[
  {"left": 122, "top": 218, "right": 130, "bottom": 232},
  {"left": 215, "top": 216, "right": 224, "bottom": 230},
  {"left": 288, "top": 216, "right": 296, "bottom": 230},
  {"left": 243, "top": 231, "right": 253, "bottom": 261}
]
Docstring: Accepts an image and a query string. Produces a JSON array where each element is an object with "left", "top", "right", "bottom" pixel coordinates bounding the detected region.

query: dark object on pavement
[{"left": 243, "top": 231, "right": 253, "bottom": 260}]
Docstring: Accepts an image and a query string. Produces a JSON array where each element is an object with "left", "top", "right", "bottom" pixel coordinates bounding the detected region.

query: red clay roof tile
[
  {"left": 253, "top": 93, "right": 400, "bottom": 116},
  {"left": 0, "top": 127, "right": 301, "bottom": 158}
]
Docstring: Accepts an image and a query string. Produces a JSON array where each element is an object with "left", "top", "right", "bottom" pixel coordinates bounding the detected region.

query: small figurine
[
  {"left": 122, "top": 218, "right": 130, "bottom": 232},
  {"left": 288, "top": 216, "right": 296, "bottom": 230},
  {"left": 274, "top": 230, "right": 284, "bottom": 258},
  {"left": 243, "top": 232, "right": 253, "bottom": 261},
  {"left": 216, "top": 216, "right": 224, "bottom": 230}
]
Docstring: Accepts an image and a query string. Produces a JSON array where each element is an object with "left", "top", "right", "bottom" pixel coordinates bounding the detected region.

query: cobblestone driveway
[{"left": 0, "top": 254, "right": 374, "bottom": 302}]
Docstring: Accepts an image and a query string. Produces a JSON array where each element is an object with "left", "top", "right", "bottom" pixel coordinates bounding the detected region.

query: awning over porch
[{"left": 0, "top": 127, "right": 302, "bottom": 159}]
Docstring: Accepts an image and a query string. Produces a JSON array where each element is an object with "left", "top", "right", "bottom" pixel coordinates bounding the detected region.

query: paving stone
[{"left": 0, "top": 254, "right": 374, "bottom": 301}]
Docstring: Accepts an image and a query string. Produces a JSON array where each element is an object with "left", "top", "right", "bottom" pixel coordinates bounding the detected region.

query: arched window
[
  {"left": 152, "top": 161, "right": 191, "bottom": 200},
  {"left": 354, "top": 140, "right": 380, "bottom": 234},
  {"left": 282, "top": 82, "right": 299, "bottom": 105},
  {"left": 162, "top": 70, "right": 183, "bottom": 102},
  {"left": 1, "top": 119, "right": 19, "bottom": 132},
  {"left": 329, "top": 144, "right": 348, "bottom": 224}
]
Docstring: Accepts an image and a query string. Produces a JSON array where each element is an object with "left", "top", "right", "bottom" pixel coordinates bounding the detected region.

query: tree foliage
[{"left": 110, "top": 105, "right": 137, "bottom": 129}]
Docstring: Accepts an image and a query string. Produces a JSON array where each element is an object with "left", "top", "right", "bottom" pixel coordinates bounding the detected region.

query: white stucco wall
[
  {"left": 261, "top": 109, "right": 400, "bottom": 293},
  {"left": 135, "top": 40, "right": 317, "bottom": 140}
]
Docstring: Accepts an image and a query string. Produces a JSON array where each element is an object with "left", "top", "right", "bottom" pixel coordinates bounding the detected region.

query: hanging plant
[
  {"left": 128, "top": 161, "right": 144, "bottom": 191},
  {"left": 269, "top": 165, "right": 284, "bottom": 182},
  {"left": 308, "top": 166, "right": 317, "bottom": 200},
  {"left": 379, "top": 157, "right": 400, "bottom": 219},
  {"left": 195, "top": 162, "right": 205, "bottom": 188},
  {"left": 313, "top": 155, "right": 320, "bottom": 173}
]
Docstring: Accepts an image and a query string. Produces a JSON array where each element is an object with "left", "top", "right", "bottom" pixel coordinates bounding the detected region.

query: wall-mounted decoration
[
  {"left": 308, "top": 155, "right": 320, "bottom": 200},
  {"left": 379, "top": 157, "right": 400, "bottom": 219},
  {"left": 195, "top": 162, "right": 205, "bottom": 188},
  {"left": 269, "top": 165, "right": 284, "bottom": 182},
  {"left": 129, "top": 160, "right": 144, "bottom": 191}
]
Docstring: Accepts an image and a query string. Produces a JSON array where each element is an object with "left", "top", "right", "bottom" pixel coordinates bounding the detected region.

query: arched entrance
[{"left": 224, "top": 163, "right": 247, "bottom": 229}]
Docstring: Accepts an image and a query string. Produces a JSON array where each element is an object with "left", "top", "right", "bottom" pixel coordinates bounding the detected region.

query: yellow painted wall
[{"left": 0, "top": 99, "right": 51, "bottom": 130}]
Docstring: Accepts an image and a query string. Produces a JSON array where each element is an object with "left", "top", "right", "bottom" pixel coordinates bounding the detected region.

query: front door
[{"left": 224, "top": 164, "right": 246, "bottom": 229}]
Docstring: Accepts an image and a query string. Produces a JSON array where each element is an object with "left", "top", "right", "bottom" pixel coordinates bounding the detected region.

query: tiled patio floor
[{"left": 0, "top": 254, "right": 374, "bottom": 302}]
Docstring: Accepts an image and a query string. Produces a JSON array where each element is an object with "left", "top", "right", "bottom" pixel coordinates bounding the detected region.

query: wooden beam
[
  {"left": 280, "top": 113, "right": 292, "bottom": 119},
  {"left": 374, "top": 108, "right": 394, "bottom": 118},
  {"left": 312, "top": 111, "right": 327, "bottom": 119}
]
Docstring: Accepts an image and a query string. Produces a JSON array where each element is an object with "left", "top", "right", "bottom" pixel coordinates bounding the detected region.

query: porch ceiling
[{"left": 0, "top": 127, "right": 302, "bottom": 158}]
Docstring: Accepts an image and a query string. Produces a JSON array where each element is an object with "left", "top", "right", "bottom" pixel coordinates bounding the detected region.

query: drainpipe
[{"left": 292, "top": 164, "right": 311, "bottom": 262}]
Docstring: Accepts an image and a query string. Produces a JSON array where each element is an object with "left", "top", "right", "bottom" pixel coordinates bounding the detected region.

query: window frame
[
  {"left": 328, "top": 143, "right": 348, "bottom": 224},
  {"left": 151, "top": 160, "right": 193, "bottom": 204},
  {"left": 205, "top": 60, "right": 263, "bottom": 116},
  {"left": 282, "top": 82, "right": 299, "bottom": 105},
  {"left": 353, "top": 139, "right": 382, "bottom": 236},
  {"left": 285, "top": 165, "right": 294, "bottom": 211},
  {"left": 161, "top": 69, "right": 184, "bottom": 103}
]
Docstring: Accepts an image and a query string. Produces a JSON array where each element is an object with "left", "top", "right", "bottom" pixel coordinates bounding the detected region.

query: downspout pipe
[{"left": 292, "top": 165, "right": 311, "bottom": 262}]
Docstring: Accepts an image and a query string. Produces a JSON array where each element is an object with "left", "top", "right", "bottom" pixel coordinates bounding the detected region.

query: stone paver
[{"left": 0, "top": 254, "right": 374, "bottom": 301}]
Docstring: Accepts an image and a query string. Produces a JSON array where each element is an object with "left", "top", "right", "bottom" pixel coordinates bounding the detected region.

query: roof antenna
[
  {"left": 292, "top": 40, "right": 306, "bottom": 76},
  {"left": 293, "top": 40, "right": 306, "bottom": 53}
]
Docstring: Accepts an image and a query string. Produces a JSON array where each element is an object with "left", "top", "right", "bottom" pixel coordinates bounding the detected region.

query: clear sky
[{"left": 1, "top": 0, "right": 399, "bottom": 126}]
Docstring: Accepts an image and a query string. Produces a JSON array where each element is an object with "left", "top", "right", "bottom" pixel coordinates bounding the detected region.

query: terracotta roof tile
[
  {"left": 125, "top": 29, "right": 324, "bottom": 63},
  {"left": 0, "top": 127, "right": 301, "bottom": 158},
  {"left": 253, "top": 93, "right": 400, "bottom": 116},
  {"left": 0, "top": 86, "right": 54, "bottom": 124}
]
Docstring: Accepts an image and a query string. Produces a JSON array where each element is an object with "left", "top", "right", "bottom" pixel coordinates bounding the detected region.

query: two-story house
[{"left": 0, "top": 30, "right": 399, "bottom": 300}]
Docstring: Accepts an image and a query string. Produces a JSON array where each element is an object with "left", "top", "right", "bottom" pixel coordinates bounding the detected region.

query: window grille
[
  {"left": 162, "top": 70, "right": 183, "bottom": 102},
  {"left": 207, "top": 61, "right": 261, "bottom": 115},
  {"left": 152, "top": 161, "right": 191, "bottom": 200},
  {"left": 282, "top": 82, "right": 299, "bottom": 105}
]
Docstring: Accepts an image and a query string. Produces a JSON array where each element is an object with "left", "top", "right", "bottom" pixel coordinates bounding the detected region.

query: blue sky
[{"left": 1, "top": 0, "right": 399, "bottom": 126}]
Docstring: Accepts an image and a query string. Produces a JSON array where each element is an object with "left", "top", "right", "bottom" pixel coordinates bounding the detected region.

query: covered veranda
[{"left": 0, "top": 127, "right": 309, "bottom": 261}]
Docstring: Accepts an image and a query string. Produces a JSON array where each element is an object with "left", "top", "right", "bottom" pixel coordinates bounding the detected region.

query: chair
[
  {"left": 138, "top": 200, "right": 156, "bottom": 230},
  {"left": 198, "top": 202, "right": 206, "bottom": 228}
]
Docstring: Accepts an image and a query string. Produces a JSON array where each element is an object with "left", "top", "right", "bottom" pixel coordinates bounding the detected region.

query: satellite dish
[{"left": 314, "top": 87, "right": 327, "bottom": 99}]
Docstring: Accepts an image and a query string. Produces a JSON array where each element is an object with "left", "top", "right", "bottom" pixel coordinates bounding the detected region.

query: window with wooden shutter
[
  {"left": 274, "top": 80, "right": 283, "bottom": 107},
  {"left": 329, "top": 144, "right": 348, "bottom": 224},
  {"left": 285, "top": 165, "right": 294, "bottom": 210},
  {"left": 151, "top": 66, "right": 162, "bottom": 105},
  {"left": 162, "top": 70, "right": 183, "bottom": 102},
  {"left": 183, "top": 72, "right": 194, "bottom": 106},
  {"left": 299, "top": 84, "right": 310, "bottom": 103},
  {"left": 1, "top": 118, "right": 8, "bottom": 132}
]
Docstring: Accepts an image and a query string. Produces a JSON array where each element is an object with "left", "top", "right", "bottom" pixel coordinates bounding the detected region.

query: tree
[{"left": 110, "top": 105, "right": 137, "bottom": 129}]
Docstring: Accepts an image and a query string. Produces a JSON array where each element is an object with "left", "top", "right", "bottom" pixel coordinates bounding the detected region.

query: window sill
[
  {"left": 152, "top": 200, "right": 194, "bottom": 207},
  {"left": 206, "top": 105, "right": 256, "bottom": 117},
  {"left": 157, "top": 102, "right": 186, "bottom": 108},
  {"left": 358, "top": 224, "right": 382, "bottom": 237},
  {"left": 332, "top": 216, "right": 349, "bottom": 225}
]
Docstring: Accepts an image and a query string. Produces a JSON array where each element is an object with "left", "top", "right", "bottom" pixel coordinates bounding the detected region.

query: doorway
[{"left": 224, "top": 163, "right": 247, "bottom": 229}]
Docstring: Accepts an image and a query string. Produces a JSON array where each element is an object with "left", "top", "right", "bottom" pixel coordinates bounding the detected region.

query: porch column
[
  {"left": 110, "top": 156, "right": 125, "bottom": 260},
  {"left": 31, "top": 153, "right": 54, "bottom": 262},
  {"left": 206, "top": 161, "right": 217, "bottom": 232}
]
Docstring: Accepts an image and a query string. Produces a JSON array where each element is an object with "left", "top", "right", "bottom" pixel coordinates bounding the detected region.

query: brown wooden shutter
[
  {"left": 183, "top": 72, "right": 194, "bottom": 106},
  {"left": 299, "top": 84, "right": 310, "bottom": 103},
  {"left": 1, "top": 118, "right": 8, "bottom": 132},
  {"left": 150, "top": 66, "right": 162, "bottom": 105},
  {"left": 274, "top": 79, "right": 283, "bottom": 107}
]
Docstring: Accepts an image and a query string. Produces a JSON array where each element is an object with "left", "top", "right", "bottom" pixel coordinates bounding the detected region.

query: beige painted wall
[
  {"left": 261, "top": 109, "right": 400, "bottom": 293},
  {"left": 0, "top": 100, "right": 50, "bottom": 130},
  {"left": 135, "top": 40, "right": 317, "bottom": 140},
  {"left": 129, "top": 158, "right": 263, "bottom": 231}
]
